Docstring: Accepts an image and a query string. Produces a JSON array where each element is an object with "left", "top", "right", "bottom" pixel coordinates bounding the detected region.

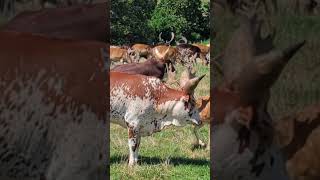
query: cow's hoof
[{"left": 191, "top": 143, "right": 207, "bottom": 151}]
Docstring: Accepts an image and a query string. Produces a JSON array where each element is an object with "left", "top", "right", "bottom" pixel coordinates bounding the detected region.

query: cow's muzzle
[{"left": 191, "top": 118, "right": 201, "bottom": 126}]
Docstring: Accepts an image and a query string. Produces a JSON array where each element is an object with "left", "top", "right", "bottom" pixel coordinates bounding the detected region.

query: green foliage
[
  {"left": 149, "top": 0, "right": 209, "bottom": 42},
  {"left": 213, "top": 12, "right": 320, "bottom": 118},
  {"left": 111, "top": 0, "right": 209, "bottom": 44},
  {"left": 111, "top": 0, "right": 157, "bottom": 44}
]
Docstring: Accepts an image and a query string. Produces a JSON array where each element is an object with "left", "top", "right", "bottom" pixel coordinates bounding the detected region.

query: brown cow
[
  {"left": 111, "top": 58, "right": 175, "bottom": 80},
  {"left": 193, "top": 95, "right": 210, "bottom": 150},
  {"left": 193, "top": 43, "right": 210, "bottom": 65},
  {"left": 152, "top": 32, "right": 178, "bottom": 63},
  {"left": 174, "top": 67, "right": 210, "bottom": 149},
  {"left": 152, "top": 45, "right": 178, "bottom": 63},
  {"left": 2, "top": 2, "right": 108, "bottom": 42},
  {"left": 0, "top": 30, "right": 108, "bottom": 180},
  {"left": 274, "top": 104, "right": 320, "bottom": 180},
  {"left": 131, "top": 43, "right": 152, "bottom": 59},
  {"left": 110, "top": 46, "right": 139, "bottom": 64}
]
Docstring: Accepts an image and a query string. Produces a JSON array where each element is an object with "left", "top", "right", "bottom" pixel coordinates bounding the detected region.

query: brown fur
[
  {"left": 2, "top": 2, "right": 108, "bottom": 42},
  {"left": 152, "top": 45, "right": 178, "bottom": 63},
  {"left": 0, "top": 30, "right": 108, "bottom": 179},
  {"left": 274, "top": 104, "right": 320, "bottom": 179}
]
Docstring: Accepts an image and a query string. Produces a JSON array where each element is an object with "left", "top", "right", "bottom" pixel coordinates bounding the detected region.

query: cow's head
[
  {"left": 158, "top": 74, "right": 205, "bottom": 127},
  {"left": 213, "top": 11, "right": 306, "bottom": 179}
]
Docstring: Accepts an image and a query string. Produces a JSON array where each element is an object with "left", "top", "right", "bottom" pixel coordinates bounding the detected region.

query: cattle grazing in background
[
  {"left": 274, "top": 104, "right": 320, "bottom": 180},
  {"left": 174, "top": 67, "right": 210, "bottom": 150},
  {"left": 0, "top": 30, "right": 108, "bottom": 180},
  {"left": 176, "top": 36, "right": 202, "bottom": 64},
  {"left": 193, "top": 43, "right": 210, "bottom": 65},
  {"left": 110, "top": 46, "right": 139, "bottom": 64},
  {"left": 152, "top": 32, "right": 178, "bottom": 63},
  {"left": 152, "top": 45, "right": 178, "bottom": 63},
  {"left": 194, "top": 95, "right": 210, "bottom": 149},
  {"left": 212, "top": 11, "right": 305, "bottom": 179},
  {"left": 110, "top": 71, "right": 205, "bottom": 166},
  {"left": 131, "top": 43, "right": 152, "bottom": 60},
  {"left": 111, "top": 45, "right": 176, "bottom": 80},
  {"left": 2, "top": 2, "right": 108, "bottom": 42},
  {"left": 111, "top": 58, "right": 175, "bottom": 80}
]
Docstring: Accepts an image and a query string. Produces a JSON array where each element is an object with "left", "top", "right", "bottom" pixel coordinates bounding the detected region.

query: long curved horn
[
  {"left": 162, "top": 46, "right": 171, "bottom": 59},
  {"left": 166, "top": 32, "right": 175, "bottom": 44},
  {"left": 159, "top": 32, "right": 163, "bottom": 42},
  {"left": 155, "top": 48, "right": 162, "bottom": 58},
  {"left": 232, "top": 40, "right": 306, "bottom": 104},
  {"left": 182, "top": 74, "right": 206, "bottom": 94},
  {"left": 180, "top": 36, "right": 188, "bottom": 44},
  {"left": 155, "top": 46, "right": 170, "bottom": 60}
]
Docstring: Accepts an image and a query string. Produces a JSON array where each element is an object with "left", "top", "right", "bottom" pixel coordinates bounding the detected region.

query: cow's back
[
  {"left": 0, "top": 31, "right": 108, "bottom": 179},
  {"left": 2, "top": 2, "right": 108, "bottom": 42}
]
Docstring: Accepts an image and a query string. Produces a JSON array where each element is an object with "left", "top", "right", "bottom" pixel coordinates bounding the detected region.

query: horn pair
[
  {"left": 180, "top": 67, "right": 205, "bottom": 94},
  {"left": 232, "top": 40, "right": 306, "bottom": 104},
  {"left": 159, "top": 32, "right": 175, "bottom": 45}
]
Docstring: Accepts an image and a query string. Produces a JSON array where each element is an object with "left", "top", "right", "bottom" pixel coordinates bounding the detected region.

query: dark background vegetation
[
  {"left": 111, "top": 0, "right": 209, "bottom": 45},
  {"left": 212, "top": 0, "right": 320, "bottom": 118},
  {"left": 0, "top": 0, "right": 104, "bottom": 25}
]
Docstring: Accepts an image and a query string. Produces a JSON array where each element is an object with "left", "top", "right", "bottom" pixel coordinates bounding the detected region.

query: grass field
[
  {"left": 213, "top": 12, "right": 320, "bottom": 118},
  {"left": 110, "top": 63, "right": 210, "bottom": 180}
]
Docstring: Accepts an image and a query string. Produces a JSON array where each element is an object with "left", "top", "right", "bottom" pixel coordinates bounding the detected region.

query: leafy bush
[
  {"left": 149, "top": 0, "right": 209, "bottom": 42},
  {"left": 111, "top": 0, "right": 156, "bottom": 44},
  {"left": 111, "top": 0, "right": 209, "bottom": 44}
]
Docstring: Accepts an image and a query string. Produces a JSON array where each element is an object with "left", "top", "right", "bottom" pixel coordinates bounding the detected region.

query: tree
[
  {"left": 111, "top": 0, "right": 156, "bottom": 44},
  {"left": 148, "top": 0, "right": 209, "bottom": 42}
]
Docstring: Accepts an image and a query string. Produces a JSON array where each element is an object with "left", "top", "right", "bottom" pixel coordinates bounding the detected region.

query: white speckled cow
[
  {"left": 212, "top": 16, "right": 306, "bottom": 180},
  {"left": 110, "top": 71, "right": 204, "bottom": 166},
  {"left": 0, "top": 31, "right": 108, "bottom": 180}
]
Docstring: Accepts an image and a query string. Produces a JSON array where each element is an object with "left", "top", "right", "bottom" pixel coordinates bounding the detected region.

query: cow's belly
[
  {"left": 110, "top": 107, "right": 163, "bottom": 136},
  {"left": 110, "top": 100, "right": 168, "bottom": 136}
]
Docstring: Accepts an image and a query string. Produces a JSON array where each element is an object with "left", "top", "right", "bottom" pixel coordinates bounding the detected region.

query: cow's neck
[{"left": 154, "top": 87, "right": 186, "bottom": 106}]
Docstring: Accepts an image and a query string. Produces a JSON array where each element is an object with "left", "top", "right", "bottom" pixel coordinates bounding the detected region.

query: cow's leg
[
  {"left": 127, "top": 127, "right": 141, "bottom": 166},
  {"left": 206, "top": 126, "right": 210, "bottom": 150},
  {"left": 192, "top": 124, "right": 206, "bottom": 150},
  {"left": 46, "top": 121, "right": 107, "bottom": 180}
]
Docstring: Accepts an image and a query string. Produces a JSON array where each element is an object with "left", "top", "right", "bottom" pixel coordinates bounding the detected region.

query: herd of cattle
[
  {"left": 110, "top": 32, "right": 210, "bottom": 66},
  {"left": 0, "top": 1, "right": 319, "bottom": 180}
]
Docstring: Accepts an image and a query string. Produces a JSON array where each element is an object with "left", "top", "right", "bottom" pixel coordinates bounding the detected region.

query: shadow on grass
[{"left": 110, "top": 155, "right": 210, "bottom": 166}]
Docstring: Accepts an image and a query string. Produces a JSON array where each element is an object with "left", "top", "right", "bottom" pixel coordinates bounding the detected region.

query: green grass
[
  {"left": 213, "top": 13, "right": 320, "bottom": 118},
  {"left": 110, "top": 64, "right": 210, "bottom": 179}
]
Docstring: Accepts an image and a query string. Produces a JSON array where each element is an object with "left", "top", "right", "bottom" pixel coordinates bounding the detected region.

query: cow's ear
[{"left": 236, "top": 106, "right": 253, "bottom": 129}]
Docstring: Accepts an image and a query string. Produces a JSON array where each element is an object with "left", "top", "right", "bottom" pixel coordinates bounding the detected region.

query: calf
[
  {"left": 274, "top": 104, "right": 320, "bottom": 180},
  {"left": 0, "top": 30, "right": 108, "bottom": 180},
  {"left": 110, "top": 72, "right": 204, "bottom": 166},
  {"left": 2, "top": 2, "right": 108, "bottom": 42}
]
